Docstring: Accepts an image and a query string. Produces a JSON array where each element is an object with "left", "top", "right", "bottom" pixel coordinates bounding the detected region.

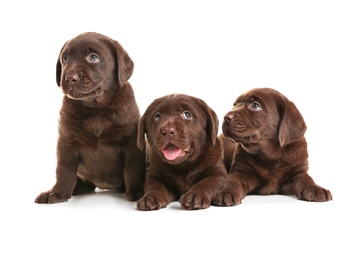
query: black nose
[
  {"left": 224, "top": 113, "right": 234, "bottom": 123},
  {"left": 161, "top": 126, "right": 177, "bottom": 137}
]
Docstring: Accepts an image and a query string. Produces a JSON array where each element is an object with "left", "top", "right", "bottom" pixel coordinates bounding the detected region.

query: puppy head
[
  {"left": 222, "top": 88, "right": 306, "bottom": 149},
  {"left": 56, "top": 32, "right": 134, "bottom": 101},
  {"left": 137, "top": 94, "right": 219, "bottom": 164}
]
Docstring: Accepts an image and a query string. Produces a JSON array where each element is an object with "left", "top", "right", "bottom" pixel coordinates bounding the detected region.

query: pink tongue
[{"left": 162, "top": 143, "right": 182, "bottom": 160}]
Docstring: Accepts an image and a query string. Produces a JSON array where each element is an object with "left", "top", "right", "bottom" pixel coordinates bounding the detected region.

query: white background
[{"left": 1, "top": 0, "right": 354, "bottom": 259}]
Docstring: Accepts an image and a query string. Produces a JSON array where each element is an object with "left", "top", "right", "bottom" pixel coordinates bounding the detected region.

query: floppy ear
[
  {"left": 198, "top": 99, "right": 219, "bottom": 146},
  {"left": 208, "top": 108, "right": 219, "bottom": 146},
  {"left": 278, "top": 100, "right": 307, "bottom": 147},
  {"left": 56, "top": 59, "right": 61, "bottom": 87},
  {"left": 137, "top": 114, "right": 146, "bottom": 151},
  {"left": 112, "top": 40, "right": 134, "bottom": 86},
  {"left": 56, "top": 41, "right": 68, "bottom": 87}
]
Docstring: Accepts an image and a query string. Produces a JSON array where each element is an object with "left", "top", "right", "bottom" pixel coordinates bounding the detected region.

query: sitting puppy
[
  {"left": 213, "top": 88, "right": 332, "bottom": 206},
  {"left": 35, "top": 32, "right": 146, "bottom": 203},
  {"left": 136, "top": 94, "right": 228, "bottom": 210}
]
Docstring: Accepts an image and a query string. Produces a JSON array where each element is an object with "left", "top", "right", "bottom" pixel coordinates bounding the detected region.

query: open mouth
[{"left": 161, "top": 143, "right": 190, "bottom": 161}]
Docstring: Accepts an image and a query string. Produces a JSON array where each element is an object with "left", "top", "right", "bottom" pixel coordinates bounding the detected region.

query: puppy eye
[
  {"left": 62, "top": 55, "right": 68, "bottom": 63},
  {"left": 182, "top": 110, "right": 192, "bottom": 120},
  {"left": 153, "top": 112, "right": 161, "bottom": 122},
  {"left": 87, "top": 53, "right": 100, "bottom": 63},
  {"left": 249, "top": 101, "right": 262, "bottom": 111}
]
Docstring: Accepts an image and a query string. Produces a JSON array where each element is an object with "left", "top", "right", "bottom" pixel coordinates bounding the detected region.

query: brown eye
[
  {"left": 87, "top": 53, "right": 100, "bottom": 63},
  {"left": 153, "top": 112, "right": 161, "bottom": 122},
  {"left": 249, "top": 101, "right": 262, "bottom": 111},
  {"left": 182, "top": 110, "right": 192, "bottom": 120},
  {"left": 62, "top": 55, "right": 68, "bottom": 63}
]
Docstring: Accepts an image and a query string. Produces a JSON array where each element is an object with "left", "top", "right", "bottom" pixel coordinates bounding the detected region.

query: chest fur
[{"left": 82, "top": 115, "right": 113, "bottom": 138}]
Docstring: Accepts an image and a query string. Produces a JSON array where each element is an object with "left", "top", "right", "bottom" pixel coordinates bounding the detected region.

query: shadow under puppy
[
  {"left": 137, "top": 94, "right": 228, "bottom": 210},
  {"left": 214, "top": 87, "right": 332, "bottom": 206},
  {"left": 35, "top": 32, "right": 146, "bottom": 203}
]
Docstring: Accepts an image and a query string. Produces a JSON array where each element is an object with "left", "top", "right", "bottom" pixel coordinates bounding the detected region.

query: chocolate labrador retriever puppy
[
  {"left": 35, "top": 32, "right": 146, "bottom": 203},
  {"left": 136, "top": 94, "right": 228, "bottom": 210},
  {"left": 213, "top": 88, "right": 332, "bottom": 206}
]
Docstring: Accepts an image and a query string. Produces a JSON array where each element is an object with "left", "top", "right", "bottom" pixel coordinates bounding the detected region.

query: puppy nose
[
  {"left": 161, "top": 126, "right": 177, "bottom": 136},
  {"left": 224, "top": 113, "right": 234, "bottom": 123},
  {"left": 65, "top": 74, "right": 79, "bottom": 83}
]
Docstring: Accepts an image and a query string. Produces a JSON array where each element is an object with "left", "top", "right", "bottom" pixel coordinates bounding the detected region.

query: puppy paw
[
  {"left": 34, "top": 190, "right": 71, "bottom": 204},
  {"left": 212, "top": 189, "right": 242, "bottom": 206},
  {"left": 179, "top": 192, "right": 210, "bottom": 210},
  {"left": 136, "top": 194, "right": 169, "bottom": 211},
  {"left": 298, "top": 185, "right": 333, "bottom": 202}
]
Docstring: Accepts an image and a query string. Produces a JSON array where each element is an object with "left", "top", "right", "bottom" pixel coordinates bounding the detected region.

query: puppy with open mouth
[{"left": 136, "top": 93, "right": 228, "bottom": 210}]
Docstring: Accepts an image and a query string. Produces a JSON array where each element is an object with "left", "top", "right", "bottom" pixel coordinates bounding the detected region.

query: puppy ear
[
  {"left": 56, "top": 42, "right": 68, "bottom": 87},
  {"left": 278, "top": 100, "right": 307, "bottom": 147},
  {"left": 137, "top": 114, "right": 146, "bottom": 151},
  {"left": 56, "top": 59, "right": 61, "bottom": 87},
  {"left": 198, "top": 100, "right": 219, "bottom": 146},
  {"left": 113, "top": 40, "right": 134, "bottom": 86},
  {"left": 208, "top": 108, "right": 219, "bottom": 146}
]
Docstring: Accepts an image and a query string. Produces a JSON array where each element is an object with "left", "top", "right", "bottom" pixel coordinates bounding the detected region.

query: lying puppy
[
  {"left": 136, "top": 94, "right": 228, "bottom": 210},
  {"left": 213, "top": 87, "right": 332, "bottom": 206},
  {"left": 35, "top": 32, "right": 146, "bottom": 203}
]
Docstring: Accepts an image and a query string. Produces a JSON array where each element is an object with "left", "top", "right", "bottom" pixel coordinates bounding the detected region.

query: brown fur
[
  {"left": 35, "top": 32, "right": 146, "bottom": 203},
  {"left": 136, "top": 94, "right": 228, "bottom": 210},
  {"left": 213, "top": 88, "right": 332, "bottom": 206}
]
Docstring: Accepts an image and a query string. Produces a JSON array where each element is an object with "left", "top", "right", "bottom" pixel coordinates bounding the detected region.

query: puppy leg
[
  {"left": 35, "top": 143, "right": 79, "bottom": 204},
  {"left": 137, "top": 179, "right": 175, "bottom": 211},
  {"left": 35, "top": 170, "right": 77, "bottom": 204},
  {"left": 280, "top": 173, "right": 332, "bottom": 202},
  {"left": 213, "top": 172, "right": 260, "bottom": 206},
  {"left": 213, "top": 174, "right": 244, "bottom": 206},
  {"left": 180, "top": 167, "right": 227, "bottom": 210},
  {"left": 123, "top": 146, "right": 146, "bottom": 201}
]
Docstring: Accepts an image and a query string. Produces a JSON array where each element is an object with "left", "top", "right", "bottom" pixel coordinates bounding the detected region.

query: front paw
[
  {"left": 35, "top": 190, "right": 71, "bottom": 204},
  {"left": 136, "top": 193, "right": 169, "bottom": 211},
  {"left": 298, "top": 185, "right": 332, "bottom": 202},
  {"left": 212, "top": 189, "right": 242, "bottom": 206},
  {"left": 179, "top": 192, "right": 210, "bottom": 210}
]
